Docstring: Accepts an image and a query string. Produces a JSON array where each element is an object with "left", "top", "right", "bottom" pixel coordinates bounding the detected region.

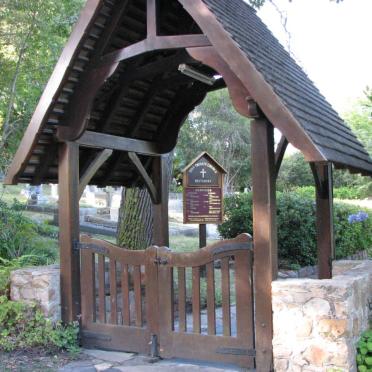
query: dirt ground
[{"left": 0, "top": 348, "right": 86, "bottom": 372}]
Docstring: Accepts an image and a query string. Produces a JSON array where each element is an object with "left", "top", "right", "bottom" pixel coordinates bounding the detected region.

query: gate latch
[{"left": 154, "top": 257, "right": 168, "bottom": 265}]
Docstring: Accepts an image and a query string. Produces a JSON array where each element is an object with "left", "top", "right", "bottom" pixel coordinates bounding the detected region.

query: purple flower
[{"left": 348, "top": 211, "right": 369, "bottom": 224}]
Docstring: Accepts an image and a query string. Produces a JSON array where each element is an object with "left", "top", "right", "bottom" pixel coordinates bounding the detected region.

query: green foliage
[
  {"left": 0, "top": 200, "right": 58, "bottom": 263},
  {"left": 175, "top": 89, "right": 251, "bottom": 192},
  {"left": 356, "top": 329, "right": 372, "bottom": 371},
  {"left": 0, "top": 296, "right": 79, "bottom": 353},
  {"left": 0, "top": 0, "right": 84, "bottom": 171},
  {"left": 294, "top": 186, "right": 369, "bottom": 200},
  {"left": 218, "top": 192, "right": 372, "bottom": 267},
  {"left": 277, "top": 153, "right": 314, "bottom": 191},
  {"left": 277, "top": 152, "right": 371, "bottom": 196},
  {"left": 343, "top": 91, "right": 372, "bottom": 157}
]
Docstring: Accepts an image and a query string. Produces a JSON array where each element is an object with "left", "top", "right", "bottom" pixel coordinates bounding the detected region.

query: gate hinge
[{"left": 73, "top": 240, "right": 82, "bottom": 252}]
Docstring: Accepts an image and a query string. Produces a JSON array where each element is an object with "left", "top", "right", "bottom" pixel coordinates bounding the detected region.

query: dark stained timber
[
  {"left": 251, "top": 118, "right": 277, "bottom": 371},
  {"left": 58, "top": 142, "right": 80, "bottom": 323},
  {"left": 311, "top": 162, "right": 335, "bottom": 279}
]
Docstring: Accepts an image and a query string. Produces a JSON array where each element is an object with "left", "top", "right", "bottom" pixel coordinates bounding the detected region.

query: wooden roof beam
[
  {"left": 94, "top": 0, "right": 130, "bottom": 56},
  {"left": 98, "top": 34, "right": 211, "bottom": 67},
  {"left": 147, "top": 0, "right": 157, "bottom": 38},
  {"left": 76, "top": 130, "right": 162, "bottom": 156},
  {"left": 78, "top": 149, "right": 113, "bottom": 199},
  {"left": 128, "top": 75, "right": 165, "bottom": 137}
]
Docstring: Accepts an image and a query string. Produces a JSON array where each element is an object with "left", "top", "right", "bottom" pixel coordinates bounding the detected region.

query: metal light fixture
[{"left": 178, "top": 64, "right": 216, "bottom": 86}]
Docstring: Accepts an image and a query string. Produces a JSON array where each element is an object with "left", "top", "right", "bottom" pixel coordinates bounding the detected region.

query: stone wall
[
  {"left": 272, "top": 260, "right": 372, "bottom": 372},
  {"left": 10, "top": 264, "right": 61, "bottom": 322}
]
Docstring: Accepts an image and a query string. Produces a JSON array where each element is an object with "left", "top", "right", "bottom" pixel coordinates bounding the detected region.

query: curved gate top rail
[{"left": 78, "top": 233, "right": 254, "bottom": 368}]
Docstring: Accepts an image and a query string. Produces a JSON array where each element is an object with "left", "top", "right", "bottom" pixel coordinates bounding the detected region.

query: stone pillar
[
  {"left": 10, "top": 265, "right": 61, "bottom": 322},
  {"left": 272, "top": 260, "right": 372, "bottom": 371}
]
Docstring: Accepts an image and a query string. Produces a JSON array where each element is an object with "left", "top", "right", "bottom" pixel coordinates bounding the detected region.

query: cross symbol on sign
[{"left": 200, "top": 168, "right": 207, "bottom": 178}]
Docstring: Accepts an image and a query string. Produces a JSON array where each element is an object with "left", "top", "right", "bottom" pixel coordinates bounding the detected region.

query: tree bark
[
  {"left": 116, "top": 153, "right": 173, "bottom": 250},
  {"left": 117, "top": 187, "right": 153, "bottom": 250}
]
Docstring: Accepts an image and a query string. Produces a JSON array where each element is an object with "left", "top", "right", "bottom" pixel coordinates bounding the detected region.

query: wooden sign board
[{"left": 183, "top": 152, "right": 226, "bottom": 224}]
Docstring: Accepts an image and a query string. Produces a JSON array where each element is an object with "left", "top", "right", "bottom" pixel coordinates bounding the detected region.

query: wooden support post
[
  {"left": 152, "top": 155, "right": 169, "bottom": 247},
  {"left": 58, "top": 142, "right": 81, "bottom": 323},
  {"left": 251, "top": 118, "right": 277, "bottom": 372},
  {"left": 199, "top": 224, "right": 207, "bottom": 248},
  {"left": 311, "top": 163, "right": 334, "bottom": 279}
]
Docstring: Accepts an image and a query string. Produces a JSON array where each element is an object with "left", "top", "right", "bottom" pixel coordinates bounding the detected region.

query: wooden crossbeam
[
  {"left": 98, "top": 35, "right": 211, "bottom": 67},
  {"left": 128, "top": 152, "right": 159, "bottom": 203},
  {"left": 78, "top": 149, "right": 113, "bottom": 198},
  {"left": 76, "top": 131, "right": 162, "bottom": 155}
]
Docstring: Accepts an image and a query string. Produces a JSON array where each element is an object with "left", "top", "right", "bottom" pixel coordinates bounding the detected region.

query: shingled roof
[
  {"left": 5, "top": 0, "right": 372, "bottom": 187},
  {"left": 199, "top": 0, "right": 372, "bottom": 174}
]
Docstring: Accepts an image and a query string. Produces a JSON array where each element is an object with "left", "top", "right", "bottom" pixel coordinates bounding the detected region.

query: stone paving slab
[
  {"left": 82, "top": 349, "right": 134, "bottom": 364},
  {"left": 58, "top": 349, "right": 245, "bottom": 372}
]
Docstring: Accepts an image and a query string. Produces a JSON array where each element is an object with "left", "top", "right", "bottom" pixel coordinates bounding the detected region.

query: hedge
[{"left": 218, "top": 192, "right": 372, "bottom": 268}]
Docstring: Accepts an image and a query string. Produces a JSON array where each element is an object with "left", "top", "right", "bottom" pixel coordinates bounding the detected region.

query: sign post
[{"left": 182, "top": 152, "right": 227, "bottom": 248}]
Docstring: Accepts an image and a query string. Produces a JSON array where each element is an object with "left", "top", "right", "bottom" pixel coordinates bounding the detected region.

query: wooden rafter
[
  {"left": 57, "top": 62, "right": 119, "bottom": 141},
  {"left": 78, "top": 149, "right": 113, "bottom": 198},
  {"left": 94, "top": 61, "right": 141, "bottom": 133},
  {"left": 128, "top": 75, "right": 165, "bottom": 137},
  {"left": 157, "top": 84, "right": 207, "bottom": 152},
  {"left": 32, "top": 143, "right": 58, "bottom": 185},
  {"left": 94, "top": 0, "right": 130, "bottom": 56}
]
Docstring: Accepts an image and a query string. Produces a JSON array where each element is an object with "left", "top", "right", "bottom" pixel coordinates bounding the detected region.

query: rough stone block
[
  {"left": 10, "top": 264, "right": 61, "bottom": 322},
  {"left": 272, "top": 260, "right": 372, "bottom": 372}
]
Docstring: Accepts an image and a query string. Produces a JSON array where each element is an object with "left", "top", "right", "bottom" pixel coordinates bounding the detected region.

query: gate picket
[
  {"left": 121, "top": 263, "right": 130, "bottom": 326},
  {"left": 192, "top": 266, "right": 201, "bottom": 334},
  {"left": 98, "top": 255, "right": 106, "bottom": 323},
  {"left": 109, "top": 259, "right": 117, "bottom": 324},
  {"left": 79, "top": 233, "right": 254, "bottom": 368},
  {"left": 206, "top": 262, "right": 216, "bottom": 335},
  {"left": 178, "top": 267, "right": 187, "bottom": 332}
]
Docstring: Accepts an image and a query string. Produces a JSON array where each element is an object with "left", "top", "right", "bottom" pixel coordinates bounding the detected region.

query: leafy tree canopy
[
  {"left": 0, "top": 0, "right": 84, "bottom": 172},
  {"left": 174, "top": 89, "right": 251, "bottom": 192}
]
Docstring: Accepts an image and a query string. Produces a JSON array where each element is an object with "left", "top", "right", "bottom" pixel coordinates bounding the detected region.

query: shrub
[
  {"left": 0, "top": 296, "right": 79, "bottom": 353},
  {"left": 294, "top": 186, "right": 368, "bottom": 200},
  {"left": 0, "top": 200, "right": 57, "bottom": 263},
  {"left": 218, "top": 192, "right": 372, "bottom": 267},
  {"left": 356, "top": 329, "right": 372, "bottom": 371}
]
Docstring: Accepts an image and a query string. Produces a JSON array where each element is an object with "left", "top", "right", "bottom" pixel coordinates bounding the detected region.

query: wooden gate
[{"left": 79, "top": 233, "right": 254, "bottom": 368}]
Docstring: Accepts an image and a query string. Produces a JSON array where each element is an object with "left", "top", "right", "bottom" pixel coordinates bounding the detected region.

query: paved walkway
[{"left": 59, "top": 349, "right": 247, "bottom": 372}]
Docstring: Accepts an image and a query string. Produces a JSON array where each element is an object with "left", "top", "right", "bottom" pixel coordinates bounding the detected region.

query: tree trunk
[
  {"left": 117, "top": 187, "right": 153, "bottom": 250},
  {"left": 116, "top": 153, "right": 173, "bottom": 250}
]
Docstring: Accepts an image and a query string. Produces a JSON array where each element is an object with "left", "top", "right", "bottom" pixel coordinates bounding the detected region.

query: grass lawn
[{"left": 169, "top": 235, "right": 218, "bottom": 253}]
